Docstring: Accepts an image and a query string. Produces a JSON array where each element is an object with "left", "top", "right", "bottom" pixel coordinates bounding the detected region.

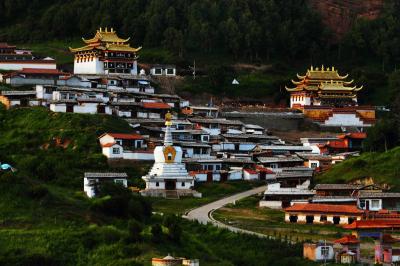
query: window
[
  {"left": 371, "top": 199, "right": 380, "bottom": 209},
  {"left": 201, "top": 135, "right": 209, "bottom": 142},
  {"left": 320, "top": 246, "right": 330, "bottom": 258},
  {"left": 270, "top": 163, "right": 278, "bottom": 169},
  {"left": 114, "top": 179, "right": 125, "bottom": 185},
  {"left": 168, "top": 154, "right": 172, "bottom": 161},
  {"left": 136, "top": 141, "right": 142, "bottom": 149},
  {"left": 359, "top": 199, "right": 366, "bottom": 209},
  {"left": 207, "top": 165, "right": 214, "bottom": 171},
  {"left": 216, "top": 165, "right": 221, "bottom": 171},
  {"left": 166, "top": 68, "right": 174, "bottom": 75},
  {"left": 116, "top": 140, "right": 122, "bottom": 145},
  {"left": 112, "top": 148, "right": 120, "bottom": 154},
  {"left": 311, "top": 162, "right": 318, "bottom": 168},
  {"left": 156, "top": 182, "right": 159, "bottom": 187},
  {"left": 320, "top": 215, "right": 327, "bottom": 222},
  {"left": 154, "top": 68, "right": 162, "bottom": 75},
  {"left": 181, "top": 182, "right": 185, "bottom": 187}
]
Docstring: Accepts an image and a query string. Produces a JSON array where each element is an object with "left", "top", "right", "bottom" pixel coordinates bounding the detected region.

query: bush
[
  {"left": 151, "top": 223, "right": 163, "bottom": 243},
  {"left": 127, "top": 219, "right": 143, "bottom": 243},
  {"left": 27, "top": 185, "right": 49, "bottom": 199}
]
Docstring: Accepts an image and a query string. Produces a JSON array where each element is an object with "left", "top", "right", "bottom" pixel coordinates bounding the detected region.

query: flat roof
[{"left": 84, "top": 172, "right": 128, "bottom": 178}]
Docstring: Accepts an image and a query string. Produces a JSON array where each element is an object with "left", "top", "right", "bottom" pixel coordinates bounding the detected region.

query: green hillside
[
  {"left": 316, "top": 147, "right": 400, "bottom": 190},
  {"left": 0, "top": 106, "right": 312, "bottom": 265}
]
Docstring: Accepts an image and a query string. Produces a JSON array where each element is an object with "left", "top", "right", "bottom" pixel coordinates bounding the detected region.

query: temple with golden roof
[
  {"left": 286, "top": 66, "right": 375, "bottom": 128},
  {"left": 286, "top": 66, "right": 363, "bottom": 108},
  {"left": 69, "top": 27, "right": 141, "bottom": 75}
]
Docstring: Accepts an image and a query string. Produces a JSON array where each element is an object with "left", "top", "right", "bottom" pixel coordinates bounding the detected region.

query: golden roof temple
[
  {"left": 286, "top": 66, "right": 363, "bottom": 108},
  {"left": 70, "top": 27, "right": 142, "bottom": 75},
  {"left": 69, "top": 27, "right": 141, "bottom": 53}
]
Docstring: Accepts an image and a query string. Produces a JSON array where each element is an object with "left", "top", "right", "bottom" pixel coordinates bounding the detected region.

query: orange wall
[
  {"left": 303, "top": 109, "right": 332, "bottom": 119},
  {"left": 303, "top": 244, "right": 317, "bottom": 261},
  {"left": 356, "top": 110, "right": 375, "bottom": 119}
]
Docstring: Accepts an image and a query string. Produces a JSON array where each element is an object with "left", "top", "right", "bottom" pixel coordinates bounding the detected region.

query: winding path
[{"left": 183, "top": 185, "right": 268, "bottom": 237}]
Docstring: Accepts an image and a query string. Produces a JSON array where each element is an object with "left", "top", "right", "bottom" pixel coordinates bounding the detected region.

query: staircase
[{"left": 165, "top": 190, "right": 180, "bottom": 199}]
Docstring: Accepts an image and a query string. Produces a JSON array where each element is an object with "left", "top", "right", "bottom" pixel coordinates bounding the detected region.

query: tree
[
  {"left": 151, "top": 223, "right": 163, "bottom": 243},
  {"left": 127, "top": 219, "right": 143, "bottom": 242}
]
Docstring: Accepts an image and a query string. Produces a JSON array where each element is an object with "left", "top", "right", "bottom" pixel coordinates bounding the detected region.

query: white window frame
[{"left": 112, "top": 147, "right": 120, "bottom": 154}]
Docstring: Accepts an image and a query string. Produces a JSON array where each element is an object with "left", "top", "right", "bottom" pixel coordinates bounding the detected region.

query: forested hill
[{"left": 1, "top": 0, "right": 400, "bottom": 67}]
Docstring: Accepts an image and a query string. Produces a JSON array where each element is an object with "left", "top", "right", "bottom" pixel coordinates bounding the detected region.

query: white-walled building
[
  {"left": 70, "top": 28, "right": 141, "bottom": 75},
  {"left": 141, "top": 113, "right": 200, "bottom": 198},
  {"left": 83, "top": 172, "right": 128, "bottom": 198},
  {"left": 150, "top": 65, "right": 176, "bottom": 77}
]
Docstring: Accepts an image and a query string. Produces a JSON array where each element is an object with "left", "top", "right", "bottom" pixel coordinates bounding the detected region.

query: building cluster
[{"left": 286, "top": 66, "right": 376, "bottom": 128}]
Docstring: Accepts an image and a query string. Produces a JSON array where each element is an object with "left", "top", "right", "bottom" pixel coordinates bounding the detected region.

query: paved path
[{"left": 184, "top": 185, "right": 268, "bottom": 237}]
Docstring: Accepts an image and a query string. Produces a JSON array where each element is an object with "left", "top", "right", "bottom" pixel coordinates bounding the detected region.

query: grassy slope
[
  {"left": 0, "top": 106, "right": 313, "bottom": 266},
  {"left": 316, "top": 147, "right": 400, "bottom": 190}
]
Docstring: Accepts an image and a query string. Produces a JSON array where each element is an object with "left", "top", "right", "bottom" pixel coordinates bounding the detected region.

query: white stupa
[{"left": 141, "top": 112, "right": 201, "bottom": 198}]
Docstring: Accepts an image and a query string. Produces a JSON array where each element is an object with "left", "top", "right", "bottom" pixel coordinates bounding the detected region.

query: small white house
[
  {"left": 150, "top": 65, "right": 176, "bottom": 76},
  {"left": 243, "top": 169, "right": 259, "bottom": 180},
  {"left": 99, "top": 133, "right": 154, "bottom": 161},
  {"left": 84, "top": 172, "right": 128, "bottom": 198}
]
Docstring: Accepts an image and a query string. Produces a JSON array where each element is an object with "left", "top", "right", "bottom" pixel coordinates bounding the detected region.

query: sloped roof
[
  {"left": 285, "top": 203, "right": 363, "bottom": 214},
  {"left": 334, "top": 235, "right": 359, "bottom": 244},
  {"left": 142, "top": 102, "right": 171, "bottom": 109}
]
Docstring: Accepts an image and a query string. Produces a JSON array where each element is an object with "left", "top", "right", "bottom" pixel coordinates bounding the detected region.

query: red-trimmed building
[
  {"left": 69, "top": 27, "right": 141, "bottom": 75},
  {"left": 334, "top": 235, "right": 360, "bottom": 263},
  {"left": 284, "top": 203, "right": 363, "bottom": 225},
  {"left": 285, "top": 66, "right": 375, "bottom": 127},
  {"left": 99, "top": 133, "right": 153, "bottom": 161}
]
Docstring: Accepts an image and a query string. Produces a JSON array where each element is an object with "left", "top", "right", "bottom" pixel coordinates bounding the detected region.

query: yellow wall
[{"left": 0, "top": 96, "right": 10, "bottom": 109}]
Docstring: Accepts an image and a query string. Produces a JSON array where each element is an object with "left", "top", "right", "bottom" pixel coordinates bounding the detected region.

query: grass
[
  {"left": 213, "top": 195, "right": 348, "bottom": 243},
  {"left": 0, "top": 106, "right": 315, "bottom": 265},
  {"left": 316, "top": 147, "right": 400, "bottom": 190},
  {"left": 151, "top": 180, "right": 266, "bottom": 215}
]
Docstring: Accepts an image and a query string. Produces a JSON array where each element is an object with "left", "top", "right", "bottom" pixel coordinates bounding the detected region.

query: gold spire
[{"left": 165, "top": 111, "right": 172, "bottom": 126}]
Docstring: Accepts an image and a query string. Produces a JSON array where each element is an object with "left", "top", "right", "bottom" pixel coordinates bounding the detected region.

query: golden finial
[
  {"left": 327, "top": 67, "right": 330, "bottom": 71},
  {"left": 332, "top": 66, "right": 335, "bottom": 71},
  {"left": 165, "top": 111, "right": 172, "bottom": 126},
  {"left": 105, "top": 27, "right": 108, "bottom": 33},
  {"left": 322, "top": 65, "right": 324, "bottom": 71},
  {"left": 99, "top": 27, "right": 102, "bottom": 32},
  {"left": 310, "top": 65, "right": 314, "bottom": 71},
  {"left": 316, "top": 67, "right": 319, "bottom": 71},
  {"left": 111, "top": 27, "right": 114, "bottom": 32}
]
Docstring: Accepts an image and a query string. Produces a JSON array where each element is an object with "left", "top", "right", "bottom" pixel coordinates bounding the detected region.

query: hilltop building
[
  {"left": 70, "top": 27, "right": 141, "bottom": 75},
  {"left": 286, "top": 66, "right": 375, "bottom": 127},
  {"left": 141, "top": 112, "right": 200, "bottom": 198},
  {"left": 0, "top": 43, "right": 56, "bottom": 71}
]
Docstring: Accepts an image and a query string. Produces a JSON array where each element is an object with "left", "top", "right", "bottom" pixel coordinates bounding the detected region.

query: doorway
[{"left": 165, "top": 179, "right": 176, "bottom": 190}]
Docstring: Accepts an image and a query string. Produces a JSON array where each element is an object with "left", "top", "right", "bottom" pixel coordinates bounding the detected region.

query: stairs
[{"left": 165, "top": 190, "right": 180, "bottom": 199}]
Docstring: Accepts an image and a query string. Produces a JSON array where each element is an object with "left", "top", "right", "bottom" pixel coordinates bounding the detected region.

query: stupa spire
[{"left": 164, "top": 112, "right": 173, "bottom": 146}]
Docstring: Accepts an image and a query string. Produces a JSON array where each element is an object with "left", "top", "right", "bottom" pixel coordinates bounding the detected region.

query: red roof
[
  {"left": 17, "top": 68, "right": 64, "bottom": 75},
  {"left": 343, "top": 220, "right": 400, "bottom": 230},
  {"left": 142, "top": 102, "right": 171, "bottom": 109},
  {"left": 100, "top": 133, "right": 144, "bottom": 140},
  {"left": 0, "top": 43, "right": 16, "bottom": 49},
  {"left": 285, "top": 203, "right": 363, "bottom": 215},
  {"left": 327, "top": 140, "right": 348, "bottom": 149},
  {"left": 244, "top": 168, "right": 258, "bottom": 174},
  {"left": 101, "top": 142, "right": 118, "bottom": 148},
  {"left": 338, "top": 133, "right": 367, "bottom": 140},
  {"left": 334, "top": 235, "right": 359, "bottom": 244},
  {"left": 255, "top": 165, "right": 275, "bottom": 174}
]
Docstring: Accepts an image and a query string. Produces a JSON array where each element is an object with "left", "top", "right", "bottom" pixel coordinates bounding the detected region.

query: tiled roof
[
  {"left": 1, "top": 90, "right": 36, "bottom": 96},
  {"left": 142, "top": 102, "right": 171, "bottom": 109},
  {"left": 343, "top": 220, "right": 400, "bottom": 230},
  {"left": 285, "top": 203, "right": 363, "bottom": 214},
  {"left": 334, "top": 235, "right": 359, "bottom": 244},
  {"left": 327, "top": 140, "right": 348, "bottom": 149},
  {"left": 314, "top": 184, "right": 363, "bottom": 190},
  {"left": 189, "top": 118, "right": 243, "bottom": 125},
  {"left": 84, "top": 172, "right": 128, "bottom": 178},
  {"left": 358, "top": 191, "right": 400, "bottom": 198},
  {"left": 257, "top": 156, "right": 303, "bottom": 164},
  {"left": 100, "top": 133, "right": 144, "bottom": 140}
]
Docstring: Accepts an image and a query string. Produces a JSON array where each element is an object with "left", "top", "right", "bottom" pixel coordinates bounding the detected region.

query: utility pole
[{"left": 189, "top": 60, "right": 196, "bottom": 80}]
